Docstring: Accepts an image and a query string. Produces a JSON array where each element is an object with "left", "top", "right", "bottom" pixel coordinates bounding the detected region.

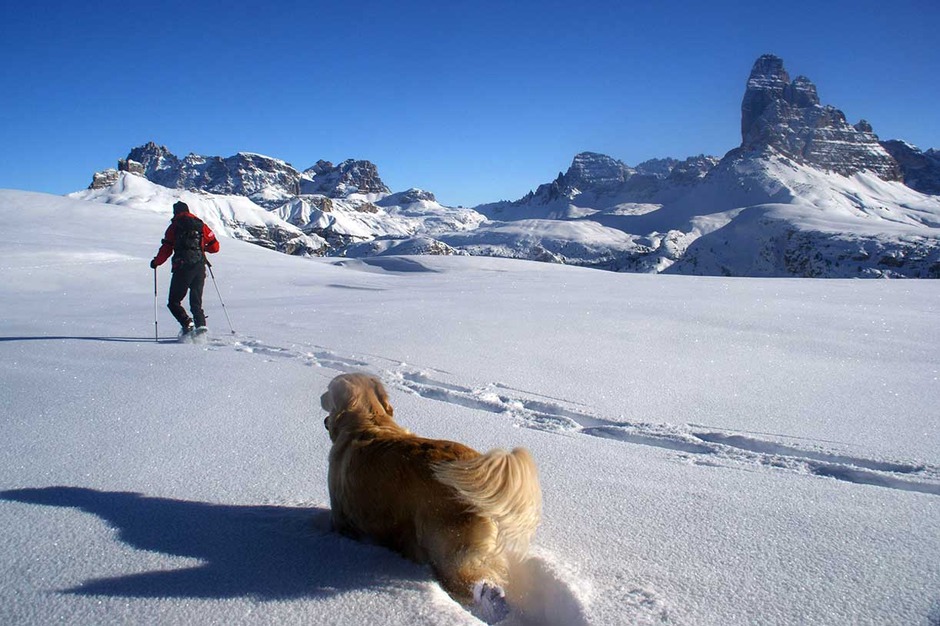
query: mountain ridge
[
  {"left": 79, "top": 54, "right": 940, "bottom": 278},
  {"left": 91, "top": 142, "right": 391, "bottom": 209}
]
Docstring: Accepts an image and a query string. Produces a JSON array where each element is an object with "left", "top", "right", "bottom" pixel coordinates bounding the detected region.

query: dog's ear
[
  {"left": 320, "top": 389, "right": 334, "bottom": 413},
  {"left": 371, "top": 377, "right": 394, "bottom": 416}
]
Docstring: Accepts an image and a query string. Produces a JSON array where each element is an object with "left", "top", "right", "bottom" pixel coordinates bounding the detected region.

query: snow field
[{"left": 0, "top": 190, "right": 938, "bottom": 625}]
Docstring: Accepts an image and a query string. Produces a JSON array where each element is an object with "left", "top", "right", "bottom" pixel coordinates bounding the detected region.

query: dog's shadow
[{"left": 0, "top": 486, "right": 427, "bottom": 600}]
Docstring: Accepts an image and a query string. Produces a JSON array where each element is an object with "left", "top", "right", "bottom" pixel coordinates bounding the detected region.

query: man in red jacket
[{"left": 150, "top": 201, "right": 220, "bottom": 334}]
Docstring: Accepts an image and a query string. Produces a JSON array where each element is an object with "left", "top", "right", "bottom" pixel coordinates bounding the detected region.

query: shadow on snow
[
  {"left": 0, "top": 486, "right": 427, "bottom": 600},
  {"left": 0, "top": 336, "right": 179, "bottom": 344}
]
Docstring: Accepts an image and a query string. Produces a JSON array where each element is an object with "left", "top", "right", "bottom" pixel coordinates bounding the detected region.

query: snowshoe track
[
  {"left": 201, "top": 333, "right": 937, "bottom": 624},
  {"left": 213, "top": 334, "right": 940, "bottom": 499}
]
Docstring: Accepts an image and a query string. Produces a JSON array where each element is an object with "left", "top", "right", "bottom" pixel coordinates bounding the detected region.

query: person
[{"left": 150, "top": 201, "right": 220, "bottom": 334}]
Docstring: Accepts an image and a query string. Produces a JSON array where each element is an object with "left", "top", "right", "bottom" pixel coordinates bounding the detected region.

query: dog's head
[{"left": 320, "top": 373, "right": 394, "bottom": 441}]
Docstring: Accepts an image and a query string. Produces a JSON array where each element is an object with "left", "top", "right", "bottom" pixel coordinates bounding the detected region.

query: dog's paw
[{"left": 472, "top": 581, "right": 510, "bottom": 624}]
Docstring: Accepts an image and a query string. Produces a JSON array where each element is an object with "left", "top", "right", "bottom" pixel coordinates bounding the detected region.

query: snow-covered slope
[
  {"left": 666, "top": 153, "right": 940, "bottom": 276},
  {"left": 274, "top": 188, "right": 486, "bottom": 247},
  {"left": 454, "top": 151, "right": 940, "bottom": 276},
  {"left": 80, "top": 170, "right": 487, "bottom": 258},
  {"left": 1, "top": 189, "right": 939, "bottom": 625},
  {"left": 72, "top": 172, "right": 326, "bottom": 256}
]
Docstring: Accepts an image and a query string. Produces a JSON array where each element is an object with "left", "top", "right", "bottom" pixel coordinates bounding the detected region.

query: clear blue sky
[{"left": 1, "top": 0, "right": 937, "bottom": 207}]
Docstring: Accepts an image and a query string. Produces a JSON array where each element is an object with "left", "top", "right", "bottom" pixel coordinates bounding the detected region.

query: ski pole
[
  {"left": 206, "top": 260, "right": 236, "bottom": 335},
  {"left": 153, "top": 267, "right": 159, "bottom": 342}
]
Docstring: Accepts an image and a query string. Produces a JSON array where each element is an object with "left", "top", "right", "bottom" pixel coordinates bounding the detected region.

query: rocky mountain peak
[
  {"left": 635, "top": 158, "right": 681, "bottom": 179},
  {"left": 101, "top": 144, "right": 302, "bottom": 206},
  {"left": 786, "top": 76, "right": 819, "bottom": 108},
  {"left": 122, "top": 142, "right": 183, "bottom": 189},
  {"left": 740, "top": 54, "right": 900, "bottom": 180},
  {"left": 127, "top": 141, "right": 176, "bottom": 164},
  {"left": 307, "top": 160, "right": 336, "bottom": 177},
  {"left": 880, "top": 140, "right": 940, "bottom": 195},
  {"left": 89, "top": 144, "right": 390, "bottom": 207},
  {"left": 377, "top": 188, "right": 437, "bottom": 206},
  {"left": 301, "top": 159, "right": 390, "bottom": 196},
  {"left": 565, "top": 152, "right": 635, "bottom": 191},
  {"left": 667, "top": 155, "right": 721, "bottom": 185}
]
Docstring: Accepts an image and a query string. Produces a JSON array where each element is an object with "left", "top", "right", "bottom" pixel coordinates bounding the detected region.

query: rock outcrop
[
  {"left": 504, "top": 151, "right": 719, "bottom": 210},
  {"left": 880, "top": 141, "right": 940, "bottom": 195},
  {"left": 634, "top": 158, "right": 680, "bottom": 179},
  {"left": 376, "top": 188, "right": 437, "bottom": 206},
  {"left": 665, "top": 155, "right": 721, "bottom": 185},
  {"left": 564, "top": 152, "right": 636, "bottom": 192},
  {"left": 740, "top": 54, "right": 901, "bottom": 180},
  {"left": 300, "top": 159, "right": 390, "bottom": 196}
]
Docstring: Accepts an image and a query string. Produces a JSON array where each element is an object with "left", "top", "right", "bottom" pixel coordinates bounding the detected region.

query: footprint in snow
[{"left": 219, "top": 337, "right": 940, "bottom": 497}]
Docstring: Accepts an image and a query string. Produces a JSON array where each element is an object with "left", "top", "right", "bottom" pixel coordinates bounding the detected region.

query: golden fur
[{"left": 320, "top": 373, "right": 541, "bottom": 603}]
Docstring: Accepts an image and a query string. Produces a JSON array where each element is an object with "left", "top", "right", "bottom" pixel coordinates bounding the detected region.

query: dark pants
[{"left": 167, "top": 263, "right": 207, "bottom": 328}]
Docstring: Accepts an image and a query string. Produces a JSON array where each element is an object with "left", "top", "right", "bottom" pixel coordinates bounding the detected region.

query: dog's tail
[{"left": 433, "top": 447, "right": 541, "bottom": 556}]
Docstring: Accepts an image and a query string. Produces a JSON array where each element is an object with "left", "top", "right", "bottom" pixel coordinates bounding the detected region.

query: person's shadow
[{"left": 0, "top": 486, "right": 427, "bottom": 599}]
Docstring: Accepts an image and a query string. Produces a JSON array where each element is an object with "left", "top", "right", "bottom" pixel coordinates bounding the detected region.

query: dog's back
[{"left": 329, "top": 432, "right": 480, "bottom": 556}]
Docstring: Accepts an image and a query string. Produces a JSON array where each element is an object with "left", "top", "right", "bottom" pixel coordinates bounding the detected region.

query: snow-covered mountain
[
  {"left": 474, "top": 152, "right": 721, "bottom": 221},
  {"left": 272, "top": 188, "right": 485, "bottom": 250},
  {"left": 91, "top": 142, "right": 391, "bottom": 209},
  {"left": 76, "top": 173, "right": 327, "bottom": 256},
  {"left": 81, "top": 54, "right": 940, "bottom": 277},
  {"left": 465, "top": 55, "right": 940, "bottom": 277},
  {"left": 84, "top": 145, "right": 485, "bottom": 256}
]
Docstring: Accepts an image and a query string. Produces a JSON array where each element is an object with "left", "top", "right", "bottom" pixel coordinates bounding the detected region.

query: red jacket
[{"left": 152, "top": 212, "right": 220, "bottom": 269}]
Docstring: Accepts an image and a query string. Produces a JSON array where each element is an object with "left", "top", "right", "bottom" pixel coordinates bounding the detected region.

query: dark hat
[{"left": 173, "top": 200, "right": 189, "bottom": 214}]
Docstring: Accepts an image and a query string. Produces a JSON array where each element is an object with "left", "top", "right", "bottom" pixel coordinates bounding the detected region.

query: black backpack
[{"left": 173, "top": 214, "right": 205, "bottom": 267}]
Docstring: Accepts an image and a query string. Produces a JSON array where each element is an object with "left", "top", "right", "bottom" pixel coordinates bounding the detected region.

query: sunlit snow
[{"left": 1, "top": 189, "right": 938, "bottom": 625}]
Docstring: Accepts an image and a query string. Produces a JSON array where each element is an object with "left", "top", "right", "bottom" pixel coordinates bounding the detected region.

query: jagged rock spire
[{"left": 740, "top": 54, "right": 900, "bottom": 180}]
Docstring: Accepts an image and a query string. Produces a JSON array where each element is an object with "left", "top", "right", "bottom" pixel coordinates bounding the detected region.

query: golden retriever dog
[{"left": 320, "top": 373, "right": 541, "bottom": 622}]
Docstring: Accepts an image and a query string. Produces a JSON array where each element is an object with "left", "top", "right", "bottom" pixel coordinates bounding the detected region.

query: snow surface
[{"left": 1, "top": 189, "right": 938, "bottom": 625}]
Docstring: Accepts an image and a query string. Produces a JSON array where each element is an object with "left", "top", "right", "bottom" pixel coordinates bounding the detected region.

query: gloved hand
[{"left": 150, "top": 258, "right": 159, "bottom": 269}]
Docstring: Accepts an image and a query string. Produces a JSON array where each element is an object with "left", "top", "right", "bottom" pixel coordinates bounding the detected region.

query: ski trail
[{"left": 209, "top": 334, "right": 940, "bottom": 497}]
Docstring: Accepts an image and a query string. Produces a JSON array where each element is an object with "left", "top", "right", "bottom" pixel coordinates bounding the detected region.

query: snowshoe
[
  {"left": 177, "top": 322, "right": 198, "bottom": 343},
  {"left": 192, "top": 326, "right": 209, "bottom": 344}
]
